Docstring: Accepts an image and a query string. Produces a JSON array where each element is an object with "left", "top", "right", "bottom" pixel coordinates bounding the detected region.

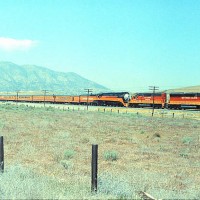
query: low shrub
[
  {"left": 154, "top": 133, "right": 161, "bottom": 138},
  {"left": 60, "top": 160, "right": 73, "bottom": 169},
  {"left": 179, "top": 148, "right": 189, "bottom": 158},
  {"left": 182, "top": 137, "right": 193, "bottom": 144},
  {"left": 64, "top": 149, "right": 76, "bottom": 159},
  {"left": 140, "top": 131, "right": 145, "bottom": 134},
  {"left": 104, "top": 150, "right": 119, "bottom": 161}
]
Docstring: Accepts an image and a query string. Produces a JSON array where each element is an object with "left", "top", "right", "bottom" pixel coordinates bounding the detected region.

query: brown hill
[
  {"left": 0, "top": 61, "right": 109, "bottom": 95},
  {"left": 167, "top": 85, "right": 200, "bottom": 93}
]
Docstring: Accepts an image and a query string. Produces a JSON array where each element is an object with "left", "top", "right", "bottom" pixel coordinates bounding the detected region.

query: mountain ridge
[{"left": 0, "top": 61, "right": 109, "bottom": 94}]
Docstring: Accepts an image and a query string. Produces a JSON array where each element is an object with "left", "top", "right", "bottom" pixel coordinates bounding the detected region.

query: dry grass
[{"left": 0, "top": 103, "right": 200, "bottom": 199}]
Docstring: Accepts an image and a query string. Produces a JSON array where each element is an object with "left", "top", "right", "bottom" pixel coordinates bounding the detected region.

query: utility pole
[
  {"left": 16, "top": 90, "right": 20, "bottom": 106},
  {"left": 84, "top": 89, "right": 93, "bottom": 110},
  {"left": 149, "top": 86, "right": 159, "bottom": 116},
  {"left": 42, "top": 90, "right": 48, "bottom": 107}
]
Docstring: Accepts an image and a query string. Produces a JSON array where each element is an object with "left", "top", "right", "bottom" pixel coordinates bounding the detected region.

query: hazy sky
[{"left": 0, "top": 0, "right": 200, "bottom": 92}]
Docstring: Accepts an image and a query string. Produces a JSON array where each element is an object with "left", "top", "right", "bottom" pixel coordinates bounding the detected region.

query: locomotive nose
[{"left": 124, "top": 93, "right": 130, "bottom": 101}]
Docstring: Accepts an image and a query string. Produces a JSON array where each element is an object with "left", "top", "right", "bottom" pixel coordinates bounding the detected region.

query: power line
[
  {"left": 42, "top": 90, "right": 48, "bottom": 107},
  {"left": 84, "top": 89, "right": 93, "bottom": 110},
  {"left": 149, "top": 86, "right": 159, "bottom": 116},
  {"left": 16, "top": 90, "right": 20, "bottom": 107}
]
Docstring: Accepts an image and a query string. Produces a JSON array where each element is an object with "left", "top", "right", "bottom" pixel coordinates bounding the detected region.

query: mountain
[
  {"left": 167, "top": 85, "right": 200, "bottom": 93},
  {"left": 0, "top": 61, "right": 109, "bottom": 95}
]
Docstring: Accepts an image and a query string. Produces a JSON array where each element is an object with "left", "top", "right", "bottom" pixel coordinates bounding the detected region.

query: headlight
[{"left": 124, "top": 93, "right": 130, "bottom": 101}]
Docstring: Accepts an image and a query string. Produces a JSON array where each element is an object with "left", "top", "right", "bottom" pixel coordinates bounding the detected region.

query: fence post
[
  {"left": 104, "top": 108, "right": 105, "bottom": 113},
  {"left": 91, "top": 144, "right": 98, "bottom": 193},
  {"left": 118, "top": 109, "right": 119, "bottom": 114},
  {"left": 0, "top": 136, "right": 4, "bottom": 172},
  {"left": 173, "top": 113, "right": 174, "bottom": 118},
  {"left": 111, "top": 109, "right": 112, "bottom": 113}
]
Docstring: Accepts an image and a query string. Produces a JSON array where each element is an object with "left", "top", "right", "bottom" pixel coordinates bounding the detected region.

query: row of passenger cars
[{"left": 0, "top": 92, "right": 200, "bottom": 109}]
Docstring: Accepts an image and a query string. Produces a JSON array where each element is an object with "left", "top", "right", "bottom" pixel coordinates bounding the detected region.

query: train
[
  {"left": 129, "top": 92, "right": 200, "bottom": 109},
  {"left": 0, "top": 91, "right": 200, "bottom": 109}
]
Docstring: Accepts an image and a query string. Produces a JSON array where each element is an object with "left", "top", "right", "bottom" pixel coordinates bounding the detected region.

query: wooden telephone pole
[
  {"left": 42, "top": 90, "right": 48, "bottom": 107},
  {"left": 149, "top": 86, "right": 159, "bottom": 116},
  {"left": 16, "top": 90, "right": 20, "bottom": 106},
  {"left": 84, "top": 89, "right": 93, "bottom": 110}
]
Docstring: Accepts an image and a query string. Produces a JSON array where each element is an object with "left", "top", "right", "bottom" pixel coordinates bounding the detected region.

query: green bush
[
  {"left": 104, "top": 151, "right": 119, "bottom": 161},
  {"left": 64, "top": 149, "right": 76, "bottom": 159},
  {"left": 140, "top": 131, "right": 145, "bottom": 134},
  {"left": 182, "top": 137, "right": 193, "bottom": 144}
]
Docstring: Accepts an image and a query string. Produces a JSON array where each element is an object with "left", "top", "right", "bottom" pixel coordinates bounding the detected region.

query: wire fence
[{"left": 1, "top": 101, "right": 200, "bottom": 120}]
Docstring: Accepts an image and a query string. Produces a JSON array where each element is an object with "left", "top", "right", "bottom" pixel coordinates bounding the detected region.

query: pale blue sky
[{"left": 0, "top": 0, "right": 199, "bottom": 92}]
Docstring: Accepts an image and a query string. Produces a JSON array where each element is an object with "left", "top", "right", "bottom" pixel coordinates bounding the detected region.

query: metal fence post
[
  {"left": 91, "top": 144, "right": 98, "bottom": 193},
  {"left": 0, "top": 136, "right": 4, "bottom": 172}
]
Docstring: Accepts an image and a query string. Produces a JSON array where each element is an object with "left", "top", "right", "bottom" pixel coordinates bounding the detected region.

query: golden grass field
[{"left": 0, "top": 102, "right": 200, "bottom": 199}]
